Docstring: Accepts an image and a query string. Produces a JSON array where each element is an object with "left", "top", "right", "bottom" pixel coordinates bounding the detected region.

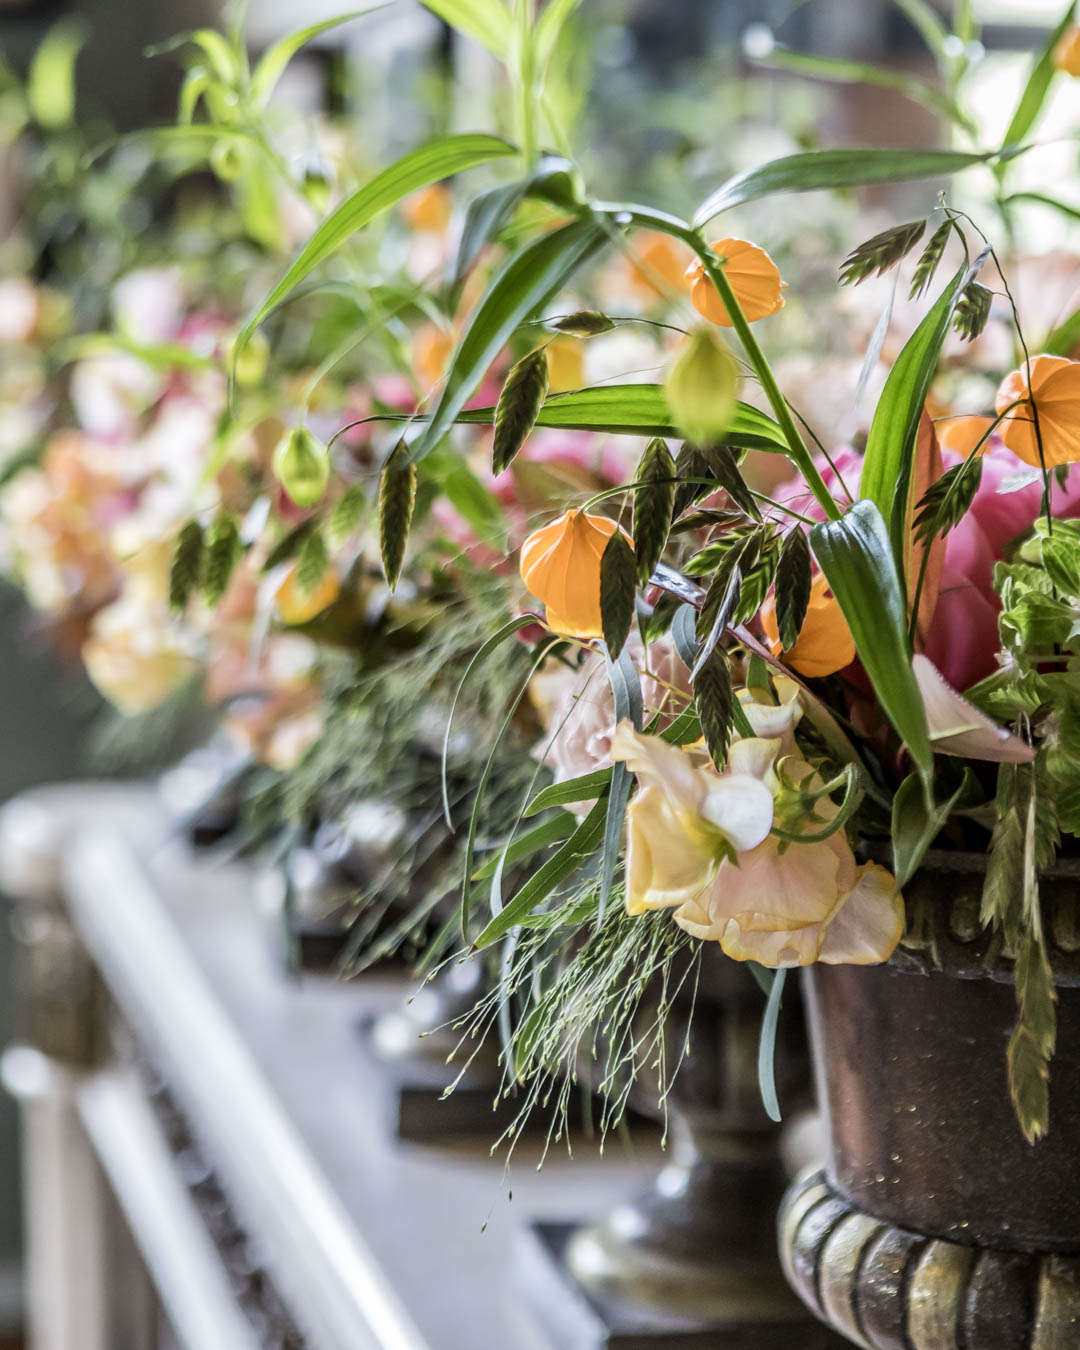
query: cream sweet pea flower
[
  {"left": 611, "top": 720, "right": 904, "bottom": 968},
  {"left": 610, "top": 724, "right": 776, "bottom": 914}
]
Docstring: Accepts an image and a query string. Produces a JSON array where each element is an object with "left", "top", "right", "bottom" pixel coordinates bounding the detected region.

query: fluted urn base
[{"left": 781, "top": 1169, "right": 1080, "bottom": 1349}]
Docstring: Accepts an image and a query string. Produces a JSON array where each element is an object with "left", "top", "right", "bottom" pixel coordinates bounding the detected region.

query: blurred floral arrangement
[{"left": 5, "top": 0, "right": 1080, "bottom": 1149}]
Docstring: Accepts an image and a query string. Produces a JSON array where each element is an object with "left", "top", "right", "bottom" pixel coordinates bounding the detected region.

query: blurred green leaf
[
  {"left": 250, "top": 10, "right": 383, "bottom": 106},
  {"left": 419, "top": 0, "right": 513, "bottom": 55},
  {"left": 413, "top": 217, "right": 607, "bottom": 461},
  {"left": 27, "top": 21, "right": 87, "bottom": 128},
  {"left": 694, "top": 147, "right": 1007, "bottom": 227},
  {"left": 235, "top": 134, "right": 515, "bottom": 363},
  {"left": 1001, "top": 0, "right": 1077, "bottom": 150}
]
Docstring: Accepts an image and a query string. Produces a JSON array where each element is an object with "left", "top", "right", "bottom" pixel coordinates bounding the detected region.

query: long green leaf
[
  {"left": 472, "top": 811, "right": 577, "bottom": 879},
  {"left": 693, "top": 147, "right": 1005, "bottom": 227},
  {"left": 413, "top": 217, "right": 607, "bottom": 461},
  {"left": 475, "top": 795, "right": 608, "bottom": 948},
  {"left": 250, "top": 10, "right": 381, "bottom": 106},
  {"left": 235, "top": 134, "right": 514, "bottom": 360},
  {"left": 811, "top": 500, "right": 933, "bottom": 782},
  {"left": 598, "top": 645, "right": 642, "bottom": 921},
  {"left": 860, "top": 256, "right": 985, "bottom": 566},
  {"left": 891, "top": 771, "right": 966, "bottom": 889},
  {"left": 1001, "top": 0, "right": 1077, "bottom": 150},
  {"left": 419, "top": 0, "right": 512, "bottom": 54},
  {"left": 758, "top": 967, "right": 787, "bottom": 1123},
  {"left": 525, "top": 768, "right": 613, "bottom": 815},
  {"left": 755, "top": 47, "right": 967, "bottom": 127},
  {"left": 536, "top": 0, "right": 582, "bottom": 62},
  {"left": 456, "top": 386, "right": 787, "bottom": 447}
]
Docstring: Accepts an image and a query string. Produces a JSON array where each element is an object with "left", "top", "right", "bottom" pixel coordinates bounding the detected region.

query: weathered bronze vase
[{"left": 780, "top": 850, "right": 1080, "bottom": 1349}]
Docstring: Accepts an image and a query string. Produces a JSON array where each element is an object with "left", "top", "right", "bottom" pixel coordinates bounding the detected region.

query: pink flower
[
  {"left": 773, "top": 442, "right": 1080, "bottom": 691},
  {"left": 925, "top": 441, "right": 1080, "bottom": 689}
]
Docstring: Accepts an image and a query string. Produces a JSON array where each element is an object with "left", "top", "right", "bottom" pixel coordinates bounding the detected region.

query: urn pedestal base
[
  {"left": 780, "top": 1169, "right": 1080, "bottom": 1350},
  {"left": 520, "top": 1217, "right": 846, "bottom": 1350}
]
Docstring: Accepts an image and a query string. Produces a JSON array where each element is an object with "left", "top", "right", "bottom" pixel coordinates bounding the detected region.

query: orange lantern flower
[
  {"left": 546, "top": 336, "right": 586, "bottom": 393},
  {"left": 1054, "top": 26, "right": 1080, "bottom": 75},
  {"left": 275, "top": 563, "right": 341, "bottom": 625},
  {"left": 519, "top": 509, "right": 631, "bottom": 638},
  {"left": 760, "top": 570, "right": 855, "bottom": 678},
  {"left": 938, "top": 415, "right": 995, "bottom": 459},
  {"left": 403, "top": 183, "right": 453, "bottom": 232},
  {"left": 995, "top": 355, "right": 1080, "bottom": 468},
  {"left": 685, "top": 238, "right": 786, "bottom": 326},
  {"left": 413, "top": 324, "right": 456, "bottom": 390},
  {"left": 625, "top": 231, "right": 693, "bottom": 303}
]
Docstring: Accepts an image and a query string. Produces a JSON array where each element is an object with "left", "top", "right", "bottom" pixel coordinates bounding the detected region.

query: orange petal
[
  {"left": 760, "top": 569, "right": 855, "bottom": 677},
  {"left": 685, "top": 238, "right": 786, "bottom": 326},
  {"left": 996, "top": 354, "right": 1080, "bottom": 467}
]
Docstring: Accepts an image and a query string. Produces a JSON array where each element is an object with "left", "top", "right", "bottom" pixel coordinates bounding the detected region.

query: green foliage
[
  {"left": 328, "top": 483, "right": 367, "bottom": 543},
  {"left": 1001, "top": 0, "right": 1077, "bottom": 149},
  {"left": 861, "top": 256, "right": 986, "bottom": 568},
  {"left": 633, "top": 438, "right": 676, "bottom": 583},
  {"left": 202, "top": 517, "right": 242, "bottom": 606},
  {"left": 235, "top": 134, "right": 515, "bottom": 363},
  {"left": 492, "top": 347, "right": 550, "bottom": 474},
  {"left": 913, "top": 458, "right": 983, "bottom": 544},
  {"left": 696, "top": 646, "right": 734, "bottom": 770},
  {"left": 295, "top": 529, "right": 330, "bottom": 598},
  {"left": 551, "top": 310, "right": 615, "bottom": 336},
  {"left": 378, "top": 441, "right": 417, "bottom": 589},
  {"left": 416, "top": 218, "right": 607, "bottom": 461},
  {"left": 600, "top": 530, "right": 637, "bottom": 657},
  {"left": 693, "top": 147, "right": 1011, "bottom": 227},
  {"left": 169, "top": 520, "right": 205, "bottom": 612},
  {"left": 838, "top": 219, "right": 926, "bottom": 286},
  {"left": 811, "top": 501, "right": 933, "bottom": 782},
  {"left": 953, "top": 281, "right": 993, "bottom": 341},
  {"left": 909, "top": 220, "right": 954, "bottom": 299},
  {"left": 774, "top": 528, "right": 812, "bottom": 651}
]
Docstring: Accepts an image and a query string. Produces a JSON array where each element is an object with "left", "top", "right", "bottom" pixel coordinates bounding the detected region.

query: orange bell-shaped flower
[
  {"left": 938, "top": 415, "right": 995, "bottom": 459},
  {"left": 275, "top": 563, "right": 341, "bottom": 625},
  {"left": 1055, "top": 26, "right": 1080, "bottom": 75},
  {"left": 520, "top": 509, "right": 630, "bottom": 638},
  {"left": 760, "top": 570, "right": 855, "bottom": 678},
  {"left": 685, "top": 238, "right": 786, "bottom": 326},
  {"left": 996, "top": 354, "right": 1080, "bottom": 468}
]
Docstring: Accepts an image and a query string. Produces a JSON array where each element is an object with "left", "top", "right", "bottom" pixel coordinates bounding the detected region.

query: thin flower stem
[{"left": 691, "top": 241, "right": 842, "bottom": 522}]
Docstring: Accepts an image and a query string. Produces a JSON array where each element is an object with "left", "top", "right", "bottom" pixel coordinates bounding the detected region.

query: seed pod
[{"left": 272, "top": 427, "right": 330, "bottom": 509}]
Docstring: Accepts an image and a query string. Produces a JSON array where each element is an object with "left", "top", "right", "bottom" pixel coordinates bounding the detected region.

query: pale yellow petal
[{"left": 818, "top": 863, "right": 904, "bottom": 965}]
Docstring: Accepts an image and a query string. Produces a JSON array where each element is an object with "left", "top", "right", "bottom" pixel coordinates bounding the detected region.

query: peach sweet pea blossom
[{"left": 611, "top": 720, "right": 903, "bottom": 968}]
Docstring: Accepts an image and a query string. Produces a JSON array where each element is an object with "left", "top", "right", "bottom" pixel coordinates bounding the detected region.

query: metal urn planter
[
  {"left": 780, "top": 852, "right": 1080, "bottom": 1349},
  {"left": 527, "top": 950, "right": 848, "bottom": 1348}
]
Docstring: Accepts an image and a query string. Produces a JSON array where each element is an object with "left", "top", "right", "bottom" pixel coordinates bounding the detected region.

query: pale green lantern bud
[
  {"left": 226, "top": 330, "right": 269, "bottom": 387},
  {"left": 664, "top": 327, "right": 739, "bottom": 446},
  {"left": 272, "top": 427, "right": 330, "bottom": 509}
]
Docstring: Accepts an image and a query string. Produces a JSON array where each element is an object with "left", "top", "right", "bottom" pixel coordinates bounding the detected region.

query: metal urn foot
[
  {"left": 781, "top": 1169, "right": 1080, "bottom": 1350},
  {"left": 779, "top": 855, "right": 1080, "bottom": 1349},
  {"left": 521, "top": 956, "right": 847, "bottom": 1348}
]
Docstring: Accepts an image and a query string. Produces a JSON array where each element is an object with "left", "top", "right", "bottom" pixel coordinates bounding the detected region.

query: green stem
[
  {"left": 693, "top": 240, "right": 842, "bottom": 522},
  {"left": 513, "top": 0, "right": 538, "bottom": 170}
]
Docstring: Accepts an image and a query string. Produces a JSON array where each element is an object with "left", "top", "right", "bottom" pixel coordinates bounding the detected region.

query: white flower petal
[
  {"left": 913, "top": 654, "right": 1035, "bottom": 763},
  {"left": 699, "top": 775, "right": 775, "bottom": 852}
]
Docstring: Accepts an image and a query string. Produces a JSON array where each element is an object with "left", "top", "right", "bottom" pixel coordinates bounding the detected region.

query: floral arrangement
[{"left": 6, "top": 0, "right": 1080, "bottom": 1148}]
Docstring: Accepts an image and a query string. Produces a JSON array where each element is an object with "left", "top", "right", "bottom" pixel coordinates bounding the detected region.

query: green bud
[
  {"left": 663, "top": 328, "right": 739, "bottom": 447},
  {"left": 210, "top": 137, "right": 248, "bottom": 182},
  {"left": 272, "top": 428, "right": 330, "bottom": 509},
  {"left": 226, "top": 330, "right": 269, "bottom": 387}
]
